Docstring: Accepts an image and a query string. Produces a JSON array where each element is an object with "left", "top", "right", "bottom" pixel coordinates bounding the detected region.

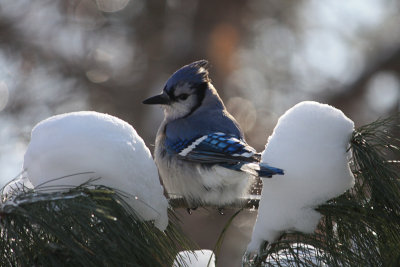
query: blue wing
[
  {"left": 166, "top": 132, "right": 284, "bottom": 177},
  {"left": 166, "top": 132, "right": 259, "bottom": 164}
]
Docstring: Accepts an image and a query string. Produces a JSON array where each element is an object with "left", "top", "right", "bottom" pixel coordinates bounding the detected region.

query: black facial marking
[
  {"left": 165, "top": 86, "right": 176, "bottom": 101},
  {"left": 177, "top": 93, "right": 189, "bottom": 101},
  {"left": 183, "top": 82, "right": 208, "bottom": 118}
]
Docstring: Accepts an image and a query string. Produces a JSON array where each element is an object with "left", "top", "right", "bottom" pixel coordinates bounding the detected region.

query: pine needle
[{"left": 211, "top": 208, "right": 243, "bottom": 266}]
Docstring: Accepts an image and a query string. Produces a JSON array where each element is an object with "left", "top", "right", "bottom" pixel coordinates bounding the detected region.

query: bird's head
[{"left": 143, "top": 60, "right": 218, "bottom": 120}]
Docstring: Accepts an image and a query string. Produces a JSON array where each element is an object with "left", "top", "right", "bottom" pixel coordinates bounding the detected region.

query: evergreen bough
[{"left": 0, "top": 185, "right": 193, "bottom": 267}]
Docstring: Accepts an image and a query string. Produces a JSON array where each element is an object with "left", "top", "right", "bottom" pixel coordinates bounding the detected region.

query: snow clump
[
  {"left": 248, "top": 101, "right": 355, "bottom": 251},
  {"left": 173, "top": 250, "right": 215, "bottom": 267},
  {"left": 23, "top": 111, "right": 168, "bottom": 230}
]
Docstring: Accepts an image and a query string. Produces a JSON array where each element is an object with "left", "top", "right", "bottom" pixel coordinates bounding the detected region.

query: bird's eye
[{"left": 177, "top": 94, "right": 189, "bottom": 100}]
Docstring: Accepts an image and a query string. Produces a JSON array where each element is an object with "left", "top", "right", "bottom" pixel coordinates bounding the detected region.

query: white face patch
[{"left": 163, "top": 83, "right": 199, "bottom": 121}]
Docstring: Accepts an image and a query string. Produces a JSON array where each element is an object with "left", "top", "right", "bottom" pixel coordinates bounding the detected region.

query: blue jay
[{"left": 143, "top": 60, "right": 283, "bottom": 208}]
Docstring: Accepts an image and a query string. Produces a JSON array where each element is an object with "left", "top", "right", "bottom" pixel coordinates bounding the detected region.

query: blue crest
[{"left": 165, "top": 60, "right": 210, "bottom": 92}]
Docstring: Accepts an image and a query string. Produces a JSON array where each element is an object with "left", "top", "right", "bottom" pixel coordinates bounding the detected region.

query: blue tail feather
[
  {"left": 220, "top": 162, "right": 284, "bottom": 178},
  {"left": 257, "top": 163, "right": 284, "bottom": 178}
]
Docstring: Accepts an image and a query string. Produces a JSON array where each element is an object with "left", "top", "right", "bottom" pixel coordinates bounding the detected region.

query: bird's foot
[
  {"left": 217, "top": 207, "right": 224, "bottom": 215},
  {"left": 186, "top": 207, "right": 198, "bottom": 215}
]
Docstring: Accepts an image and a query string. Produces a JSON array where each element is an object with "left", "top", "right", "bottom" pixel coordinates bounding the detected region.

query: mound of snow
[
  {"left": 23, "top": 111, "right": 168, "bottom": 230},
  {"left": 173, "top": 250, "right": 215, "bottom": 267},
  {"left": 248, "top": 101, "right": 355, "bottom": 251}
]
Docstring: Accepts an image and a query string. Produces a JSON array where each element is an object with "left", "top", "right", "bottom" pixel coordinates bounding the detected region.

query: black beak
[{"left": 142, "top": 93, "right": 170, "bottom": 105}]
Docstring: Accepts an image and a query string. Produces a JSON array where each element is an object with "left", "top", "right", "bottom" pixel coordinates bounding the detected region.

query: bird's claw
[
  {"left": 186, "top": 207, "right": 198, "bottom": 215},
  {"left": 218, "top": 207, "right": 224, "bottom": 215}
]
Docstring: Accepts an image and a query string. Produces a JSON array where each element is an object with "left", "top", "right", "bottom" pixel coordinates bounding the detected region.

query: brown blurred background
[{"left": 0, "top": 0, "right": 399, "bottom": 265}]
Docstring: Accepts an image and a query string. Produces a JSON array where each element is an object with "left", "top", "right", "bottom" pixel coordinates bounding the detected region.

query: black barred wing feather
[{"left": 166, "top": 132, "right": 260, "bottom": 164}]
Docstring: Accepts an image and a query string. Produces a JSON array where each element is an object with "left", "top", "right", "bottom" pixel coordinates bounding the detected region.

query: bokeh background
[{"left": 0, "top": 0, "right": 400, "bottom": 265}]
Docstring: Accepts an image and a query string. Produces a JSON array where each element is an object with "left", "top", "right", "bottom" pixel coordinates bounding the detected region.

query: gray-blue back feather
[{"left": 165, "top": 108, "right": 243, "bottom": 141}]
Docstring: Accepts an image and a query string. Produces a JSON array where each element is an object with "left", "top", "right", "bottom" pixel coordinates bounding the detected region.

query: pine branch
[
  {"left": 168, "top": 195, "right": 261, "bottom": 210},
  {"left": 0, "top": 185, "right": 195, "bottom": 267}
]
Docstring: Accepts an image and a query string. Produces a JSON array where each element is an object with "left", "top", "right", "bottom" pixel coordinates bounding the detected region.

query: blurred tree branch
[{"left": 325, "top": 46, "right": 400, "bottom": 115}]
